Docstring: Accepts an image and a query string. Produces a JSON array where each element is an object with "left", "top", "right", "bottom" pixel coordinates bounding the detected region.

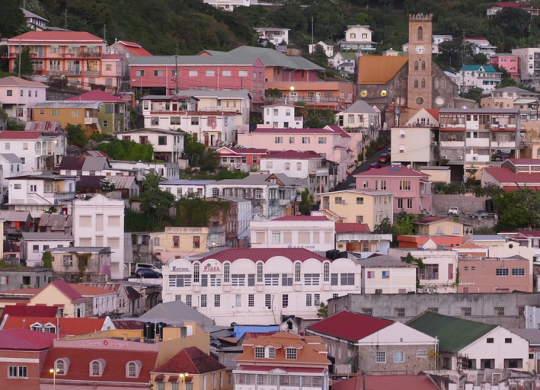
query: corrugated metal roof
[
  {"left": 21, "top": 232, "right": 73, "bottom": 240},
  {"left": 340, "top": 99, "right": 377, "bottom": 114},
  {"left": 198, "top": 248, "right": 329, "bottom": 262},
  {"left": 33, "top": 101, "right": 102, "bottom": 109},
  {"left": 0, "top": 153, "right": 22, "bottom": 163},
  {"left": 0, "top": 76, "right": 48, "bottom": 88}
]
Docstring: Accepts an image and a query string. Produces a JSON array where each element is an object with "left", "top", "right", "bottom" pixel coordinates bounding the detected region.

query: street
[{"left": 334, "top": 145, "right": 391, "bottom": 191}]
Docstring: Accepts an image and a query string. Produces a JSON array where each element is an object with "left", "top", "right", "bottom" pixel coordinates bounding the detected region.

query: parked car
[
  {"left": 492, "top": 150, "right": 512, "bottom": 162},
  {"left": 369, "top": 162, "right": 382, "bottom": 169},
  {"left": 135, "top": 263, "right": 162, "bottom": 275},
  {"left": 378, "top": 153, "right": 390, "bottom": 165},
  {"left": 468, "top": 210, "right": 490, "bottom": 219},
  {"left": 448, "top": 206, "right": 460, "bottom": 216},
  {"left": 135, "top": 269, "right": 162, "bottom": 278}
]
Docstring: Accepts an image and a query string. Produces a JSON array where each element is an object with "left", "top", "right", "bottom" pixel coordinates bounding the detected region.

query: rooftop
[
  {"left": 333, "top": 374, "right": 439, "bottom": 390},
  {"left": 198, "top": 248, "right": 329, "bottom": 263},
  {"left": 261, "top": 150, "right": 323, "bottom": 160},
  {"left": 66, "top": 90, "right": 125, "bottom": 103},
  {"left": 0, "top": 76, "right": 47, "bottom": 88},
  {"left": 272, "top": 216, "right": 330, "bottom": 222},
  {"left": 355, "top": 164, "right": 429, "bottom": 178},
  {"left": 9, "top": 31, "right": 104, "bottom": 43},
  {"left": 0, "top": 328, "right": 56, "bottom": 350},
  {"left": 357, "top": 56, "right": 408, "bottom": 85},
  {"left": 152, "top": 346, "right": 225, "bottom": 374},
  {"left": 335, "top": 223, "right": 370, "bottom": 233}
]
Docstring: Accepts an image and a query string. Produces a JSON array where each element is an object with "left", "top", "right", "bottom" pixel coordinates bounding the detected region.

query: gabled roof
[
  {"left": 426, "top": 109, "right": 440, "bottom": 120},
  {"left": 355, "top": 164, "right": 429, "bottom": 178},
  {"left": 66, "top": 90, "right": 124, "bottom": 103},
  {"left": 114, "top": 40, "right": 153, "bottom": 56},
  {"left": 307, "top": 310, "right": 393, "bottom": 342},
  {"left": 0, "top": 153, "right": 22, "bottom": 164},
  {"left": 198, "top": 248, "right": 329, "bottom": 263},
  {"left": 228, "top": 46, "right": 324, "bottom": 71},
  {"left": 484, "top": 167, "right": 540, "bottom": 186},
  {"left": 0, "top": 210, "right": 31, "bottom": 222},
  {"left": 2, "top": 316, "right": 111, "bottom": 336},
  {"left": 0, "top": 131, "right": 56, "bottom": 140},
  {"left": 461, "top": 64, "right": 498, "bottom": 72},
  {"left": 0, "top": 76, "right": 47, "bottom": 88},
  {"left": 139, "top": 301, "right": 214, "bottom": 327},
  {"left": 357, "top": 254, "right": 416, "bottom": 268},
  {"left": 415, "top": 216, "right": 449, "bottom": 225},
  {"left": 9, "top": 31, "right": 103, "bottom": 42},
  {"left": 41, "top": 280, "right": 85, "bottom": 303},
  {"left": 1, "top": 304, "right": 58, "bottom": 319},
  {"left": 357, "top": 56, "right": 408, "bottom": 84},
  {"left": 333, "top": 374, "right": 439, "bottom": 390},
  {"left": 216, "top": 146, "right": 268, "bottom": 155},
  {"left": 0, "top": 328, "right": 56, "bottom": 350},
  {"left": 22, "top": 9, "right": 49, "bottom": 22},
  {"left": 33, "top": 101, "right": 102, "bottom": 109},
  {"left": 152, "top": 347, "right": 225, "bottom": 374},
  {"left": 261, "top": 150, "right": 323, "bottom": 160},
  {"left": 340, "top": 100, "right": 377, "bottom": 114},
  {"left": 406, "top": 311, "right": 497, "bottom": 352}
]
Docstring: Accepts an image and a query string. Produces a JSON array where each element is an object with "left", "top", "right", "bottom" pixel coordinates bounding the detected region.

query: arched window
[
  {"left": 294, "top": 262, "right": 301, "bottom": 282},
  {"left": 256, "top": 262, "right": 263, "bottom": 283},
  {"left": 421, "top": 78, "right": 426, "bottom": 88},
  {"left": 414, "top": 61, "right": 418, "bottom": 71},
  {"left": 441, "top": 78, "right": 446, "bottom": 88},
  {"left": 434, "top": 78, "right": 440, "bottom": 89},
  {"left": 418, "top": 26, "right": 423, "bottom": 41},
  {"left": 44, "top": 323, "right": 56, "bottom": 333},
  {"left": 127, "top": 362, "right": 137, "bottom": 378},
  {"left": 193, "top": 262, "right": 200, "bottom": 283},
  {"left": 350, "top": 33, "right": 356, "bottom": 39},
  {"left": 414, "top": 79, "right": 419, "bottom": 88},
  {"left": 56, "top": 359, "right": 66, "bottom": 375},
  {"left": 422, "top": 61, "right": 426, "bottom": 70},
  {"left": 323, "top": 262, "right": 330, "bottom": 282},
  {"left": 91, "top": 361, "right": 101, "bottom": 376},
  {"left": 224, "top": 262, "right": 230, "bottom": 283}
]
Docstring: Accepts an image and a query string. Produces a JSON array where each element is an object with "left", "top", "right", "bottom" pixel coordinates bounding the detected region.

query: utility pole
[
  {"left": 175, "top": 44, "right": 179, "bottom": 95},
  {"left": 311, "top": 17, "right": 314, "bottom": 46},
  {"left": 17, "top": 38, "right": 22, "bottom": 78},
  {"left": 103, "top": 24, "right": 107, "bottom": 41},
  {"left": 64, "top": 9, "right": 68, "bottom": 30}
]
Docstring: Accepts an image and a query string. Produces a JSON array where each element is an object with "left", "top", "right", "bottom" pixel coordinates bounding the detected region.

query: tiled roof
[
  {"left": 484, "top": 167, "right": 540, "bottom": 185},
  {"left": 335, "top": 223, "right": 370, "bottom": 233},
  {"left": 70, "top": 284, "right": 116, "bottom": 296},
  {"left": 307, "top": 310, "right": 393, "bottom": 342},
  {"left": 0, "top": 131, "right": 50, "bottom": 140},
  {"left": 2, "top": 316, "right": 110, "bottom": 336},
  {"left": 152, "top": 347, "right": 225, "bottom": 374},
  {"left": 272, "top": 216, "right": 330, "bottom": 221},
  {"left": 355, "top": 164, "right": 429, "bottom": 178},
  {"left": 1, "top": 304, "right": 58, "bottom": 319},
  {"left": 357, "top": 56, "right": 408, "bottom": 84},
  {"left": 0, "top": 328, "right": 56, "bottom": 350},
  {"left": 115, "top": 41, "right": 153, "bottom": 56},
  {"left": 9, "top": 31, "right": 104, "bottom": 43},
  {"left": 0, "top": 76, "right": 47, "bottom": 87},
  {"left": 41, "top": 347, "right": 157, "bottom": 383},
  {"left": 261, "top": 150, "right": 323, "bottom": 160},
  {"left": 333, "top": 374, "right": 439, "bottom": 390},
  {"left": 407, "top": 311, "right": 496, "bottom": 352},
  {"left": 66, "top": 90, "right": 124, "bottom": 103},
  {"left": 426, "top": 109, "right": 440, "bottom": 120},
  {"left": 198, "top": 248, "right": 329, "bottom": 263},
  {"left": 46, "top": 280, "right": 85, "bottom": 303}
]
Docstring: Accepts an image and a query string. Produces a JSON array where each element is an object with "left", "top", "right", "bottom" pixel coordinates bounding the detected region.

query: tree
[
  {"left": 13, "top": 47, "right": 34, "bottom": 76},
  {"left": 200, "top": 148, "right": 219, "bottom": 172},
  {"left": 317, "top": 302, "right": 328, "bottom": 318},
  {"left": 183, "top": 134, "right": 206, "bottom": 165},
  {"left": 305, "top": 109, "right": 336, "bottom": 128},
  {"left": 462, "top": 87, "right": 483, "bottom": 103},
  {"left": 374, "top": 217, "right": 393, "bottom": 234},
  {"left": 393, "top": 212, "right": 418, "bottom": 236},
  {"left": 309, "top": 44, "right": 329, "bottom": 68},
  {"left": 65, "top": 124, "right": 88, "bottom": 147},
  {"left": 493, "top": 187, "right": 540, "bottom": 231},
  {"left": 472, "top": 53, "right": 488, "bottom": 65},
  {"left": 97, "top": 138, "right": 153, "bottom": 161},
  {"left": 298, "top": 189, "right": 313, "bottom": 215},
  {"left": 175, "top": 195, "right": 230, "bottom": 227},
  {"left": 140, "top": 172, "right": 176, "bottom": 225},
  {"left": 42, "top": 251, "right": 53, "bottom": 269},
  {"left": 402, "top": 252, "right": 425, "bottom": 289},
  {"left": 0, "top": 0, "right": 26, "bottom": 39}
]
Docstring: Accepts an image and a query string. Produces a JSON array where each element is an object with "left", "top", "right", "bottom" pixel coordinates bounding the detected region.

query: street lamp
[
  {"left": 49, "top": 368, "right": 59, "bottom": 390},
  {"left": 179, "top": 373, "right": 189, "bottom": 390}
]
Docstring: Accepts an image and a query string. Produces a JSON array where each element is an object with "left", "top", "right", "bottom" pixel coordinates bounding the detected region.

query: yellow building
[
  {"left": 414, "top": 216, "right": 464, "bottom": 236},
  {"left": 320, "top": 189, "right": 393, "bottom": 230},
  {"left": 151, "top": 226, "right": 224, "bottom": 262},
  {"left": 29, "top": 280, "right": 86, "bottom": 317},
  {"left": 32, "top": 100, "right": 103, "bottom": 133}
]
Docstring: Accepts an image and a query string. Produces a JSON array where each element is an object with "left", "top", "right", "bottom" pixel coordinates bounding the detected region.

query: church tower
[{"left": 407, "top": 14, "right": 433, "bottom": 115}]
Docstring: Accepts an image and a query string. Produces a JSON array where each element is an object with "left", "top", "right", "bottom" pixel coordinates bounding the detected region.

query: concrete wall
[{"left": 328, "top": 293, "right": 539, "bottom": 329}]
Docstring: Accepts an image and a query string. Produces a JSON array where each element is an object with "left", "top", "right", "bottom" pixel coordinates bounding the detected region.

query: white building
[
  {"left": 0, "top": 76, "right": 48, "bottom": 123},
  {"left": 358, "top": 255, "right": 417, "bottom": 294},
  {"left": 203, "top": 0, "right": 256, "bottom": 11},
  {"left": 20, "top": 232, "right": 74, "bottom": 267},
  {"left": 0, "top": 153, "right": 23, "bottom": 181},
  {"left": 465, "top": 38, "right": 497, "bottom": 58},
  {"left": 338, "top": 25, "right": 377, "bottom": 52},
  {"left": 108, "top": 160, "right": 181, "bottom": 180},
  {"left": 163, "top": 248, "right": 363, "bottom": 326},
  {"left": 262, "top": 104, "right": 303, "bottom": 128},
  {"left": 457, "top": 65, "right": 502, "bottom": 93},
  {"left": 335, "top": 100, "right": 380, "bottom": 131},
  {"left": 0, "top": 130, "right": 66, "bottom": 173},
  {"left": 72, "top": 194, "right": 125, "bottom": 280},
  {"left": 254, "top": 27, "right": 290, "bottom": 46},
  {"left": 432, "top": 35, "right": 453, "bottom": 55},
  {"left": 308, "top": 41, "right": 334, "bottom": 57},
  {"left": 159, "top": 179, "right": 216, "bottom": 201},
  {"left": 512, "top": 47, "right": 540, "bottom": 83},
  {"left": 250, "top": 215, "right": 335, "bottom": 251},
  {"left": 22, "top": 9, "right": 49, "bottom": 31},
  {"left": 117, "top": 128, "right": 184, "bottom": 164}
]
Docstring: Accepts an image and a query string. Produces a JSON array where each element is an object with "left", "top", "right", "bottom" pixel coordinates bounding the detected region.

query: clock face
[{"left": 416, "top": 45, "right": 426, "bottom": 54}]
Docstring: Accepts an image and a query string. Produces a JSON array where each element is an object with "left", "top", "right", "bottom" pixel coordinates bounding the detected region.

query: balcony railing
[
  {"left": 47, "top": 70, "right": 63, "bottom": 77},
  {"left": 85, "top": 70, "right": 100, "bottom": 76},
  {"left": 66, "top": 69, "right": 81, "bottom": 76},
  {"left": 54, "top": 192, "right": 76, "bottom": 203},
  {"left": 84, "top": 117, "right": 99, "bottom": 125}
]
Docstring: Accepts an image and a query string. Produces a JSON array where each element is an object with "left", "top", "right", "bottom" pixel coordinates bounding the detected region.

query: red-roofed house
[
  {"left": 355, "top": 164, "right": 433, "bottom": 214},
  {"left": 151, "top": 346, "right": 230, "bottom": 390},
  {"left": 397, "top": 235, "right": 464, "bottom": 249},
  {"left": 234, "top": 332, "right": 330, "bottom": 390},
  {"left": 0, "top": 328, "right": 56, "bottom": 390},
  {"left": 482, "top": 159, "right": 540, "bottom": 191},
  {"left": 28, "top": 280, "right": 86, "bottom": 318},
  {"left": 238, "top": 125, "right": 360, "bottom": 182},
  {"left": 108, "top": 40, "right": 153, "bottom": 59},
  {"left": 1, "top": 316, "right": 114, "bottom": 336},
  {"left": 215, "top": 146, "right": 269, "bottom": 172},
  {"left": 334, "top": 223, "right": 393, "bottom": 253},
  {"left": 250, "top": 215, "right": 335, "bottom": 251},
  {"left": 4, "top": 31, "right": 111, "bottom": 91},
  {"left": 332, "top": 374, "right": 440, "bottom": 390},
  {"left": 67, "top": 90, "right": 127, "bottom": 133},
  {"left": 163, "top": 249, "right": 363, "bottom": 326},
  {"left": 306, "top": 310, "right": 437, "bottom": 374}
]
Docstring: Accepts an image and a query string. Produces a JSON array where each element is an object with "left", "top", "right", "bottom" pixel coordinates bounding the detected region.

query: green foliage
[
  {"left": 394, "top": 211, "right": 419, "bottom": 236},
  {"left": 215, "top": 169, "right": 249, "bottom": 180},
  {"left": 462, "top": 88, "right": 484, "bottom": 104},
  {"left": 175, "top": 196, "right": 230, "bottom": 227},
  {"left": 402, "top": 252, "right": 425, "bottom": 289},
  {"left": 308, "top": 44, "right": 329, "bottom": 68},
  {"left": 96, "top": 138, "right": 153, "bottom": 161},
  {"left": 374, "top": 217, "right": 393, "bottom": 234},
  {"left": 200, "top": 148, "right": 219, "bottom": 172},
  {"left": 265, "top": 88, "right": 283, "bottom": 100},
  {"left": 42, "top": 252, "right": 53, "bottom": 269},
  {"left": 66, "top": 124, "right": 88, "bottom": 148},
  {"left": 76, "top": 252, "right": 92, "bottom": 282},
  {"left": 472, "top": 53, "right": 488, "bottom": 65},
  {"left": 140, "top": 172, "right": 176, "bottom": 225},
  {"left": 0, "top": 0, "right": 26, "bottom": 39},
  {"left": 298, "top": 189, "right": 313, "bottom": 215},
  {"left": 13, "top": 47, "right": 34, "bottom": 76},
  {"left": 317, "top": 302, "right": 328, "bottom": 318},
  {"left": 493, "top": 187, "right": 540, "bottom": 231},
  {"left": 184, "top": 134, "right": 206, "bottom": 166},
  {"left": 305, "top": 109, "right": 336, "bottom": 128}
]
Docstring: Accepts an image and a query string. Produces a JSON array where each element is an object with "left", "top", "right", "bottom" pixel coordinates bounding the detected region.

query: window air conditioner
[{"left": 457, "top": 156, "right": 463, "bottom": 160}]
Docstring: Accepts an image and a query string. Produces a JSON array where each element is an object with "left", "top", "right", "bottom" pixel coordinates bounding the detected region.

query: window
[
  {"left": 206, "top": 70, "right": 215, "bottom": 77},
  {"left": 289, "top": 137, "right": 295, "bottom": 143},
  {"left": 331, "top": 273, "right": 339, "bottom": 285},
  {"left": 394, "top": 351, "right": 404, "bottom": 363},
  {"left": 367, "top": 271, "right": 375, "bottom": 279},
  {"left": 193, "top": 263, "right": 200, "bottom": 283},
  {"left": 419, "top": 264, "right": 439, "bottom": 280},
  {"left": 495, "top": 307, "right": 505, "bottom": 316},
  {"left": 286, "top": 348, "right": 297, "bottom": 360},
  {"left": 191, "top": 117, "right": 199, "bottom": 125},
  {"left": 376, "top": 351, "right": 386, "bottom": 363},
  {"left": 496, "top": 268, "right": 509, "bottom": 276},
  {"left": 418, "top": 26, "right": 423, "bottom": 40},
  {"left": 356, "top": 197, "right": 364, "bottom": 204},
  {"left": 257, "top": 262, "right": 263, "bottom": 283},
  {"left": 395, "top": 308, "right": 405, "bottom": 317},
  {"left": 239, "top": 70, "right": 248, "bottom": 77},
  {"left": 51, "top": 109, "right": 59, "bottom": 117},
  {"left": 314, "top": 293, "right": 320, "bottom": 306},
  {"left": 189, "top": 70, "right": 198, "bottom": 77},
  {"left": 340, "top": 273, "right": 355, "bottom": 285},
  {"left": 186, "top": 295, "right": 192, "bottom": 307},
  {"left": 294, "top": 262, "right": 301, "bottom": 282},
  {"left": 232, "top": 274, "right": 245, "bottom": 286},
  {"left": 512, "top": 268, "right": 525, "bottom": 276},
  {"left": 363, "top": 308, "right": 373, "bottom": 316},
  {"left": 323, "top": 262, "right": 330, "bottom": 282},
  {"left": 505, "top": 338, "right": 512, "bottom": 343},
  {"left": 136, "top": 70, "right": 145, "bottom": 77},
  {"left": 7, "top": 90, "right": 12, "bottom": 96},
  {"left": 33, "top": 244, "right": 39, "bottom": 253},
  {"left": 201, "top": 294, "right": 207, "bottom": 307},
  {"left": 248, "top": 274, "right": 255, "bottom": 286},
  {"left": 91, "top": 361, "right": 101, "bottom": 376},
  {"left": 255, "top": 346, "right": 265, "bottom": 358},
  {"left": 173, "top": 236, "right": 180, "bottom": 248},
  {"left": 224, "top": 263, "right": 230, "bottom": 283},
  {"left": 127, "top": 362, "right": 138, "bottom": 378},
  {"left": 158, "top": 136, "right": 167, "bottom": 145},
  {"left": 304, "top": 273, "right": 320, "bottom": 285},
  {"left": 265, "top": 294, "right": 272, "bottom": 308},
  {"left": 282, "top": 294, "right": 288, "bottom": 308},
  {"left": 318, "top": 137, "right": 327, "bottom": 144},
  {"left": 487, "top": 338, "right": 494, "bottom": 343},
  {"left": 222, "top": 70, "right": 232, "bottom": 76},
  {"left": 382, "top": 271, "right": 390, "bottom": 279},
  {"left": 275, "top": 137, "right": 283, "bottom": 144},
  {"left": 248, "top": 294, "right": 254, "bottom": 307},
  {"left": 306, "top": 294, "right": 312, "bottom": 306},
  {"left": 193, "top": 236, "right": 200, "bottom": 249},
  {"left": 399, "top": 180, "right": 411, "bottom": 190},
  {"left": 153, "top": 70, "right": 163, "bottom": 77},
  {"left": 302, "top": 137, "right": 310, "bottom": 144},
  {"left": 282, "top": 274, "right": 293, "bottom": 286},
  {"left": 56, "top": 359, "right": 66, "bottom": 375},
  {"left": 168, "top": 275, "right": 191, "bottom": 287},
  {"left": 265, "top": 274, "right": 279, "bottom": 286}
]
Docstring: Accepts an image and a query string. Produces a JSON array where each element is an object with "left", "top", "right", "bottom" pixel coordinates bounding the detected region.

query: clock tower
[{"left": 407, "top": 13, "right": 433, "bottom": 115}]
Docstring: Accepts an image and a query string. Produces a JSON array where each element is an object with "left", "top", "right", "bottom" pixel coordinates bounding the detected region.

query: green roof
[
  {"left": 406, "top": 311, "right": 497, "bottom": 352},
  {"left": 460, "top": 64, "right": 498, "bottom": 73}
]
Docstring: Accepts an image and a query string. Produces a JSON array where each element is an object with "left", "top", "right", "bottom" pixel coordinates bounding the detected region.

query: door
[{"left": 316, "top": 92, "right": 321, "bottom": 102}]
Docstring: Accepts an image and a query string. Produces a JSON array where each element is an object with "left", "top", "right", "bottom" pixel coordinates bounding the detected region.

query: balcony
[
  {"left": 66, "top": 69, "right": 81, "bottom": 76},
  {"left": 440, "top": 140, "right": 465, "bottom": 147},
  {"left": 54, "top": 192, "right": 76, "bottom": 203},
  {"left": 79, "top": 51, "right": 101, "bottom": 58},
  {"left": 84, "top": 117, "right": 99, "bottom": 125},
  {"left": 466, "top": 138, "right": 490, "bottom": 147},
  {"left": 85, "top": 70, "right": 100, "bottom": 76},
  {"left": 47, "top": 70, "right": 63, "bottom": 77},
  {"left": 491, "top": 140, "right": 516, "bottom": 148},
  {"left": 309, "top": 166, "right": 330, "bottom": 176}
]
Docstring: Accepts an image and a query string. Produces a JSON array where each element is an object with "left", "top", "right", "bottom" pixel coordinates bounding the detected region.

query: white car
[{"left": 448, "top": 206, "right": 460, "bottom": 216}]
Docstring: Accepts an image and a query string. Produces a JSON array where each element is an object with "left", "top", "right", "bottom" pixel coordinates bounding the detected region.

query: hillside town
[{"left": 4, "top": 1, "right": 540, "bottom": 390}]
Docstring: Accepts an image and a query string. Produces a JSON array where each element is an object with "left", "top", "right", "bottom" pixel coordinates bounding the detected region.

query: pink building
[
  {"left": 215, "top": 146, "right": 269, "bottom": 172},
  {"left": 489, "top": 54, "right": 520, "bottom": 80},
  {"left": 458, "top": 255, "right": 532, "bottom": 293},
  {"left": 237, "top": 125, "right": 361, "bottom": 182},
  {"left": 130, "top": 56, "right": 266, "bottom": 105},
  {"left": 355, "top": 164, "right": 432, "bottom": 214}
]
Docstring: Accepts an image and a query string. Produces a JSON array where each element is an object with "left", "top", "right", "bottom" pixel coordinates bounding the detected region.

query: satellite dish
[
  {"left": 381, "top": 90, "right": 387, "bottom": 97},
  {"left": 361, "top": 90, "right": 368, "bottom": 97}
]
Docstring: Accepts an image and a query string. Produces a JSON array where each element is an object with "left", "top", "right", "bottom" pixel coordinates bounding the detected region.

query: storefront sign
[
  {"left": 171, "top": 266, "right": 190, "bottom": 272},
  {"left": 203, "top": 262, "right": 221, "bottom": 272},
  {"left": 81, "top": 339, "right": 129, "bottom": 348}
]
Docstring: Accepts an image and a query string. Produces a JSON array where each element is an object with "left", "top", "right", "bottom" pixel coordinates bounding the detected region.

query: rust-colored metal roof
[{"left": 357, "top": 56, "right": 408, "bottom": 85}]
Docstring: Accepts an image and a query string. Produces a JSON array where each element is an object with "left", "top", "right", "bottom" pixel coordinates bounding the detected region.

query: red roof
[
  {"left": 66, "top": 90, "right": 124, "bottom": 103},
  {"left": 217, "top": 147, "right": 268, "bottom": 156},
  {"left": 41, "top": 347, "right": 158, "bottom": 383},
  {"left": 335, "top": 223, "right": 370, "bottom": 233},
  {"left": 253, "top": 126, "right": 350, "bottom": 137},
  {"left": 1, "top": 304, "right": 58, "bottom": 320},
  {"left": 355, "top": 164, "right": 429, "bottom": 178},
  {"left": 261, "top": 150, "right": 323, "bottom": 160},
  {"left": 9, "top": 31, "right": 104, "bottom": 43},
  {"left": 2, "top": 316, "right": 108, "bottom": 336},
  {"left": 47, "top": 280, "right": 85, "bottom": 303},
  {"left": 152, "top": 347, "right": 225, "bottom": 374},
  {"left": 273, "top": 216, "right": 329, "bottom": 221},
  {"left": 426, "top": 109, "right": 439, "bottom": 121},
  {"left": 239, "top": 366, "right": 325, "bottom": 373},
  {"left": 0, "top": 131, "right": 49, "bottom": 140},
  {"left": 0, "top": 328, "right": 56, "bottom": 350},
  {"left": 307, "top": 310, "right": 393, "bottom": 342},
  {"left": 491, "top": 2, "right": 532, "bottom": 8},
  {"left": 484, "top": 167, "right": 540, "bottom": 185},
  {"left": 333, "top": 374, "right": 439, "bottom": 390},
  {"left": 508, "top": 158, "right": 540, "bottom": 165},
  {"left": 116, "top": 41, "right": 153, "bottom": 56},
  {"left": 199, "top": 248, "right": 329, "bottom": 263},
  {"left": 415, "top": 217, "right": 446, "bottom": 224}
]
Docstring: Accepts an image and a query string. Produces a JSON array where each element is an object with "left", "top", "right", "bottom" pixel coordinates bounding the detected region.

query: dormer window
[
  {"left": 31, "top": 322, "right": 43, "bottom": 331},
  {"left": 55, "top": 358, "right": 70, "bottom": 375},
  {"left": 90, "top": 359, "right": 105, "bottom": 377},
  {"left": 255, "top": 346, "right": 265, "bottom": 358},
  {"left": 268, "top": 347, "right": 276, "bottom": 359},
  {"left": 44, "top": 323, "right": 56, "bottom": 333},
  {"left": 126, "top": 361, "right": 141, "bottom": 378},
  {"left": 286, "top": 348, "right": 297, "bottom": 360}
]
